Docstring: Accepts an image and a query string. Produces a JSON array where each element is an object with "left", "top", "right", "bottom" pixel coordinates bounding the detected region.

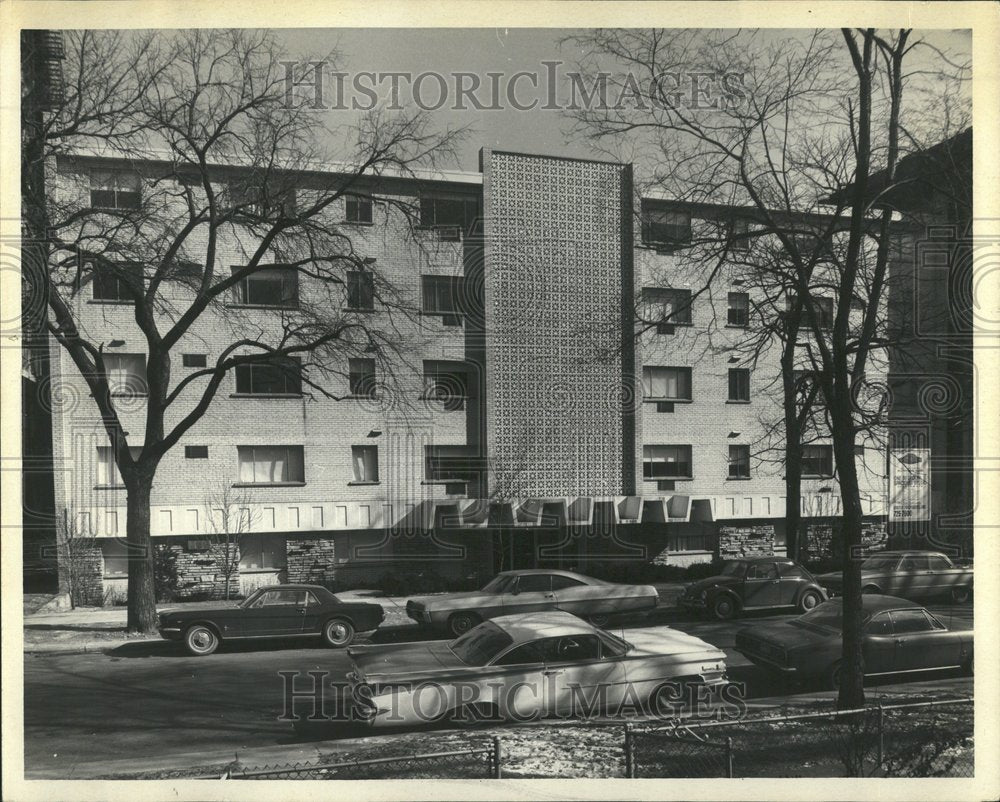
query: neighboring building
[{"left": 44, "top": 148, "right": 890, "bottom": 603}]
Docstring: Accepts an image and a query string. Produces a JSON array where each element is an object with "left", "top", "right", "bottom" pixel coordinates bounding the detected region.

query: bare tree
[
  {"left": 566, "top": 27, "right": 969, "bottom": 707},
  {"left": 203, "top": 479, "right": 260, "bottom": 600},
  {"left": 23, "top": 29, "right": 464, "bottom": 632}
]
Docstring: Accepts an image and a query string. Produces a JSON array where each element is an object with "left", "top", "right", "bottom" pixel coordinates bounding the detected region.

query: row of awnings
[{"left": 399, "top": 495, "right": 695, "bottom": 530}]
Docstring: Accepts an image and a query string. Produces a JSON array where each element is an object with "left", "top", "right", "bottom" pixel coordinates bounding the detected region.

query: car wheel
[
  {"left": 712, "top": 595, "right": 738, "bottom": 621},
  {"left": 648, "top": 677, "right": 701, "bottom": 716},
  {"left": 862, "top": 585, "right": 880, "bottom": 595},
  {"left": 448, "top": 612, "right": 480, "bottom": 638},
  {"left": 587, "top": 614, "right": 611, "bottom": 628},
  {"left": 951, "top": 585, "right": 972, "bottom": 604},
  {"left": 184, "top": 624, "right": 219, "bottom": 656},
  {"left": 323, "top": 618, "right": 355, "bottom": 648},
  {"left": 798, "top": 589, "right": 822, "bottom": 613}
]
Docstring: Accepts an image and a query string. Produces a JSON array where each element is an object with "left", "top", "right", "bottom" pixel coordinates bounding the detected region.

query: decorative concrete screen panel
[{"left": 482, "top": 150, "right": 635, "bottom": 496}]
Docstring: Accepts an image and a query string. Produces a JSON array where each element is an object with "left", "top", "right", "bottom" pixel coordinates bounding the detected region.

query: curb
[{"left": 24, "top": 638, "right": 162, "bottom": 656}]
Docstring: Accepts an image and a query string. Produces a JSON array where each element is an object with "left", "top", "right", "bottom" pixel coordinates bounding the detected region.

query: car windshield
[
  {"left": 799, "top": 602, "right": 871, "bottom": 630},
  {"left": 449, "top": 622, "right": 514, "bottom": 666},
  {"left": 481, "top": 575, "right": 516, "bottom": 593},
  {"left": 721, "top": 561, "right": 747, "bottom": 577},
  {"left": 861, "top": 555, "right": 900, "bottom": 570}
]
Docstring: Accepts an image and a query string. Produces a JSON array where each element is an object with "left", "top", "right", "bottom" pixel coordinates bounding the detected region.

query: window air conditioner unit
[
  {"left": 658, "top": 480, "right": 676, "bottom": 491},
  {"left": 445, "top": 481, "right": 467, "bottom": 496},
  {"left": 656, "top": 401, "right": 675, "bottom": 413},
  {"left": 656, "top": 323, "right": 675, "bottom": 335}
]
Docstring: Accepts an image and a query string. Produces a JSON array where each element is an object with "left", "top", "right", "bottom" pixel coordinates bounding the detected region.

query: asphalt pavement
[{"left": 22, "top": 601, "right": 973, "bottom": 779}]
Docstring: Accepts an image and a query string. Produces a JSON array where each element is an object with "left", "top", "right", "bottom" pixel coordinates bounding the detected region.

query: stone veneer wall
[
  {"left": 158, "top": 543, "right": 241, "bottom": 600},
  {"left": 59, "top": 538, "right": 105, "bottom": 606},
  {"left": 286, "top": 537, "right": 338, "bottom": 585},
  {"left": 803, "top": 520, "right": 889, "bottom": 561},
  {"left": 717, "top": 524, "right": 776, "bottom": 561}
]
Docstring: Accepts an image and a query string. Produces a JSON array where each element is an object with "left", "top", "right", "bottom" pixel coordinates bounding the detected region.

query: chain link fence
[{"left": 626, "top": 698, "right": 973, "bottom": 778}]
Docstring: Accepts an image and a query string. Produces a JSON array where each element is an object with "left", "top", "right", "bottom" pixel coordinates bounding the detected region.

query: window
[
  {"left": 228, "top": 180, "right": 296, "bottom": 217},
  {"left": 95, "top": 445, "right": 142, "bottom": 487},
  {"left": 642, "top": 287, "right": 692, "bottom": 326},
  {"left": 102, "top": 540, "right": 132, "bottom": 576},
  {"left": 802, "top": 445, "right": 833, "bottom": 478},
  {"left": 747, "top": 562, "right": 778, "bottom": 580},
  {"left": 494, "top": 643, "right": 545, "bottom": 666},
  {"left": 165, "top": 260, "right": 203, "bottom": 282},
  {"left": 641, "top": 203, "right": 692, "bottom": 248},
  {"left": 779, "top": 563, "right": 809, "bottom": 579},
  {"left": 345, "top": 196, "right": 373, "bottom": 224},
  {"left": 236, "top": 445, "right": 304, "bottom": 485},
  {"left": 643, "top": 445, "right": 693, "bottom": 479},
  {"left": 231, "top": 267, "right": 299, "bottom": 308},
  {"left": 102, "top": 354, "right": 147, "bottom": 396},
  {"left": 423, "top": 361, "right": 470, "bottom": 409},
  {"left": 550, "top": 575, "right": 585, "bottom": 590},
  {"left": 786, "top": 294, "right": 834, "bottom": 330},
  {"left": 182, "top": 353, "right": 207, "bottom": 368},
  {"left": 184, "top": 445, "right": 209, "bottom": 459},
  {"left": 898, "top": 555, "right": 930, "bottom": 571},
  {"left": 348, "top": 358, "right": 376, "bottom": 397},
  {"left": 419, "top": 196, "right": 480, "bottom": 240},
  {"left": 727, "top": 292, "right": 749, "bottom": 326},
  {"left": 92, "top": 261, "right": 142, "bottom": 302},
  {"left": 90, "top": 169, "right": 140, "bottom": 210},
  {"left": 728, "top": 369, "right": 750, "bottom": 402},
  {"left": 351, "top": 445, "right": 379, "bottom": 483},
  {"left": 239, "top": 534, "right": 286, "bottom": 570},
  {"left": 729, "top": 218, "right": 750, "bottom": 252},
  {"left": 642, "top": 367, "right": 692, "bottom": 401},
  {"left": 517, "top": 575, "right": 552, "bottom": 593},
  {"left": 346, "top": 270, "right": 375, "bottom": 311},
  {"left": 926, "top": 555, "right": 952, "bottom": 571},
  {"left": 422, "top": 275, "right": 465, "bottom": 317},
  {"left": 235, "top": 357, "right": 302, "bottom": 396},
  {"left": 250, "top": 589, "right": 308, "bottom": 608},
  {"left": 550, "top": 635, "right": 601, "bottom": 662},
  {"left": 865, "top": 613, "right": 893, "bottom": 635},
  {"left": 425, "top": 446, "right": 479, "bottom": 483},
  {"left": 889, "top": 609, "right": 935, "bottom": 634},
  {"left": 728, "top": 445, "right": 750, "bottom": 479}
]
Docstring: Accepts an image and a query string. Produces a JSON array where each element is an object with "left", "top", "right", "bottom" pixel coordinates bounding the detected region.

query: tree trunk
[
  {"left": 782, "top": 379, "right": 803, "bottom": 563},
  {"left": 125, "top": 476, "right": 158, "bottom": 633},
  {"left": 831, "top": 399, "right": 865, "bottom": 709}
]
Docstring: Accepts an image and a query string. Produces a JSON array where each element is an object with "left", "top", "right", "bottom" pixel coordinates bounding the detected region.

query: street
[{"left": 23, "top": 603, "right": 973, "bottom": 779}]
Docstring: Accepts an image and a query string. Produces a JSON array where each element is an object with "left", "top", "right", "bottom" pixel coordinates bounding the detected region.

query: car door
[
  {"left": 536, "top": 634, "right": 626, "bottom": 718},
  {"left": 777, "top": 562, "right": 810, "bottom": 606},
  {"left": 491, "top": 642, "right": 549, "bottom": 721},
  {"left": 890, "top": 609, "right": 959, "bottom": 671},
  {"left": 298, "top": 590, "right": 326, "bottom": 634},
  {"left": 861, "top": 612, "right": 897, "bottom": 674},
  {"left": 925, "top": 554, "right": 957, "bottom": 596},
  {"left": 505, "top": 574, "right": 557, "bottom": 614},
  {"left": 895, "top": 555, "right": 931, "bottom": 598},
  {"left": 550, "top": 575, "right": 591, "bottom": 616},
  {"left": 241, "top": 589, "right": 308, "bottom": 636},
  {"left": 743, "top": 562, "right": 782, "bottom": 607}
]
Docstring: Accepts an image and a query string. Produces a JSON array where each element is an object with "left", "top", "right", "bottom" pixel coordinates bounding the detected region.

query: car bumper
[
  {"left": 736, "top": 649, "right": 798, "bottom": 674},
  {"left": 405, "top": 607, "right": 432, "bottom": 625}
]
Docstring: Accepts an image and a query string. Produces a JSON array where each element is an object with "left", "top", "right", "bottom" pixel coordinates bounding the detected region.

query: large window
[
  {"left": 641, "top": 203, "right": 692, "bottom": 248},
  {"left": 92, "top": 261, "right": 142, "bottom": 302},
  {"left": 102, "top": 354, "right": 147, "bottom": 396},
  {"left": 345, "top": 196, "right": 373, "bottom": 224},
  {"left": 95, "top": 445, "right": 142, "bottom": 487},
  {"left": 728, "top": 218, "right": 750, "bottom": 252},
  {"left": 642, "top": 287, "right": 692, "bottom": 326},
  {"left": 419, "top": 196, "right": 479, "bottom": 240},
  {"left": 423, "top": 361, "right": 470, "bottom": 410},
  {"left": 240, "top": 534, "right": 287, "bottom": 571},
  {"left": 787, "top": 294, "right": 834, "bottom": 330},
  {"left": 346, "top": 270, "right": 375, "bottom": 311},
  {"left": 728, "top": 369, "right": 750, "bottom": 402},
  {"left": 642, "top": 367, "right": 692, "bottom": 401},
  {"left": 236, "top": 446, "right": 304, "bottom": 485},
  {"left": 232, "top": 267, "right": 299, "bottom": 308},
  {"left": 348, "top": 358, "right": 376, "bottom": 397},
  {"left": 235, "top": 357, "right": 302, "bottom": 396},
  {"left": 728, "top": 445, "right": 751, "bottom": 479},
  {"left": 643, "top": 445, "right": 693, "bottom": 479},
  {"left": 228, "top": 180, "right": 296, "bottom": 217},
  {"left": 425, "top": 445, "right": 479, "bottom": 483},
  {"left": 351, "top": 445, "right": 379, "bottom": 483},
  {"left": 802, "top": 445, "right": 833, "bottom": 478},
  {"left": 90, "top": 169, "right": 141, "bottom": 210},
  {"left": 727, "top": 292, "right": 749, "bottom": 326},
  {"left": 421, "top": 275, "right": 465, "bottom": 318}
]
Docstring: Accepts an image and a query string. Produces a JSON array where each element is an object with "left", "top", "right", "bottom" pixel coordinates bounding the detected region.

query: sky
[{"left": 275, "top": 28, "right": 972, "bottom": 177}]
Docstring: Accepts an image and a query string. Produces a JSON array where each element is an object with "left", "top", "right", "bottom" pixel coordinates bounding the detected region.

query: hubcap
[
  {"left": 327, "top": 623, "right": 349, "bottom": 643},
  {"left": 804, "top": 594, "right": 818, "bottom": 609},
  {"left": 717, "top": 600, "right": 732, "bottom": 616},
  {"left": 191, "top": 629, "right": 213, "bottom": 650},
  {"left": 454, "top": 617, "right": 472, "bottom": 634}
]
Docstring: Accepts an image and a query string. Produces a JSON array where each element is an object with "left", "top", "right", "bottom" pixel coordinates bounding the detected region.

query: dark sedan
[
  {"left": 157, "top": 584, "right": 384, "bottom": 655},
  {"left": 677, "top": 557, "right": 827, "bottom": 620},
  {"left": 735, "top": 595, "right": 973, "bottom": 689},
  {"left": 817, "top": 550, "right": 973, "bottom": 603}
]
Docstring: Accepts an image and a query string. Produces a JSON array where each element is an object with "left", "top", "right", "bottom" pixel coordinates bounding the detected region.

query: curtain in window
[
  {"left": 238, "top": 446, "right": 303, "bottom": 483},
  {"left": 642, "top": 367, "right": 690, "bottom": 400},
  {"left": 352, "top": 446, "right": 378, "bottom": 482}
]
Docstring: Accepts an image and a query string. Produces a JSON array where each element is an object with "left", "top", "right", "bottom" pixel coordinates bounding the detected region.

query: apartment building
[{"left": 45, "top": 148, "right": 889, "bottom": 603}]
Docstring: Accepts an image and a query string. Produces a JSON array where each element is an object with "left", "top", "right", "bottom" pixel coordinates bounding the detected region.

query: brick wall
[{"left": 717, "top": 524, "right": 776, "bottom": 560}]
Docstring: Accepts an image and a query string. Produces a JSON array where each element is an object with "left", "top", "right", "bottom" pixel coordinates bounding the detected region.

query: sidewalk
[{"left": 22, "top": 583, "right": 688, "bottom": 655}]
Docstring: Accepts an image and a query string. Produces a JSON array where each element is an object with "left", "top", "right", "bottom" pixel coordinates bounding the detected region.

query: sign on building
[{"left": 888, "top": 448, "right": 931, "bottom": 521}]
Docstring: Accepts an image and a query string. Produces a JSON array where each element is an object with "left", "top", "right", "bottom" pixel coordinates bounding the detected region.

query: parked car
[
  {"left": 157, "top": 584, "right": 384, "bottom": 656},
  {"left": 816, "top": 550, "right": 973, "bottom": 603},
  {"left": 346, "top": 610, "right": 727, "bottom": 728},
  {"left": 677, "top": 557, "right": 827, "bottom": 620},
  {"left": 735, "top": 595, "right": 973, "bottom": 689},
  {"left": 405, "top": 569, "right": 660, "bottom": 636}
]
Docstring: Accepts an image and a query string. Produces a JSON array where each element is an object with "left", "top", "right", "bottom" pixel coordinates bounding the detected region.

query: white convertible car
[
  {"left": 346, "top": 611, "right": 728, "bottom": 728},
  {"left": 406, "top": 569, "right": 660, "bottom": 636}
]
